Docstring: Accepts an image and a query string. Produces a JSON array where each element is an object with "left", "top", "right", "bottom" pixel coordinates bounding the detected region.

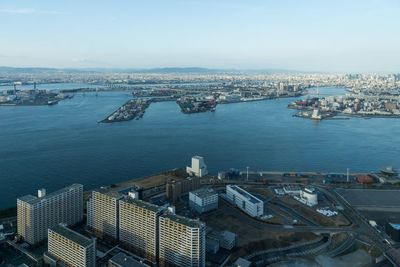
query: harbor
[
  {"left": 0, "top": 87, "right": 398, "bottom": 210},
  {"left": 101, "top": 98, "right": 151, "bottom": 123}
]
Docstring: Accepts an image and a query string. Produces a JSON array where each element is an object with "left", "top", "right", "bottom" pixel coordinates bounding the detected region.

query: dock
[{"left": 100, "top": 98, "right": 151, "bottom": 123}]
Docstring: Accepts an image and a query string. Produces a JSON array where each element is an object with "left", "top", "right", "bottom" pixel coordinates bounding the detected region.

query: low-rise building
[
  {"left": 189, "top": 188, "right": 218, "bottom": 213},
  {"left": 233, "top": 257, "right": 251, "bottom": 267},
  {"left": 206, "top": 228, "right": 236, "bottom": 251},
  {"left": 226, "top": 185, "right": 264, "bottom": 217},
  {"left": 299, "top": 187, "right": 318, "bottom": 206},
  {"left": 108, "top": 252, "right": 150, "bottom": 267}
]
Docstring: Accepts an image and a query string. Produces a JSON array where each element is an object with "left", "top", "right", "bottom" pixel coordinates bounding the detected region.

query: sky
[{"left": 0, "top": 0, "right": 400, "bottom": 72}]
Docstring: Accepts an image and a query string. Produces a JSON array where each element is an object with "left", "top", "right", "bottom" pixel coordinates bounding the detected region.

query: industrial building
[
  {"left": 158, "top": 213, "right": 206, "bottom": 267},
  {"left": 166, "top": 176, "right": 200, "bottom": 202},
  {"left": 226, "top": 185, "right": 264, "bottom": 217},
  {"left": 186, "top": 156, "right": 208, "bottom": 177},
  {"left": 87, "top": 188, "right": 123, "bottom": 242},
  {"left": 108, "top": 252, "right": 150, "bottom": 267},
  {"left": 17, "top": 184, "right": 83, "bottom": 245},
  {"left": 189, "top": 188, "right": 218, "bottom": 213},
  {"left": 118, "top": 197, "right": 164, "bottom": 264},
  {"left": 299, "top": 187, "right": 318, "bottom": 206},
  {"left": 46, "top": 224, "right": 96, "bottom": 267}
]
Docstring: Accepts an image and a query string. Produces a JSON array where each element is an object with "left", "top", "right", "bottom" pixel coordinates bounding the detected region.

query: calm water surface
[{"left": 0, "top": 86, "right": 399, "bottom": 208}]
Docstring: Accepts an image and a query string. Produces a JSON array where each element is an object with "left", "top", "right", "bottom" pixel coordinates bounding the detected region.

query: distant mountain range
[{"left": 0, "top": 66, "right": 314, "bottom": 74}]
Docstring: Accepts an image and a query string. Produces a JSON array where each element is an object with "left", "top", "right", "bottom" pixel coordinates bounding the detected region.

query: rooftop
[
  {"left": 18, "top": 184, "right": 82, "bottom": 205},
  {"left": 109, "top": 252, "right": 150, "bottom": 267},
  {"left": 304, "top": 187, "right": 316, "bottom": 194},
  {"left": 120, "top": 197, "right": 164, "bottom": 213},
  {"left": 50, "top": 224, "right": 94, "bottom": 248},
  {"left": 233, "top": 257, "right": 251, "bottom": 267},
  {"left": 161, "top": 213, "right": 205, "bottom": 229},
  {"left": 227, "top": 185, "right": 263, "bottom": 204},
  {"left": 190, "top": 188, "right": 217, "bottom": 198},
  {"left": 93, "top": 187, "right": 123, "bottom": 199}
]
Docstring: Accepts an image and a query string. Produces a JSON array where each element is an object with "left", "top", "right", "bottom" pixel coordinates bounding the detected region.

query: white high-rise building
[
  {"left": 159, "top": 213, "right": 205, "bottom": 267},
  {"left": 118, "top": 197, "right": 164, "bottom": 264},
  {"left": 186, "top": 156, "right": 208, "bottom": 177},
  {"left": 87, "top": 189, "right": 122, "bottom": 242},
  {"left": 17, "top": 184, "right": 83, "bottom": 245},
  {"left": 47, "top": 224, "right": 96, "bottom": 267}
]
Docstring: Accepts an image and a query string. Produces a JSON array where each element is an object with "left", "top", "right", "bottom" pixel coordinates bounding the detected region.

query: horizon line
[{"left": 1, "top": 66, "right": 399, "bottom": 74}]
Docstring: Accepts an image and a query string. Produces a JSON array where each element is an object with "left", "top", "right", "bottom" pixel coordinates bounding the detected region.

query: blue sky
[{"left": 0, "top": 0, "right": 399, "bottom": 72}]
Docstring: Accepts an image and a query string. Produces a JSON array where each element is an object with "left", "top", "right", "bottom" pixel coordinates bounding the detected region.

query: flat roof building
[
  {"left": 189, "top": 188, "right": 218, "bottom": 214},
  {"left": 166, "top": 176, "right": 200, "bottom": 203},
  {"left": 186, "top": 156, "right": 208, "bottom": 177},
  {"left": 108, "top": 252, "right": 150, "bottom": 267},
  {"left": 159, "top": 213, "right": 206, "bottom": 267},
  {"left": 47, "top": 224, "right": 96, "bottom": 267},
  {"left": 87, "top": 189, "right": 123, "bottom": 243},
  {"left": 119, "top": 197, "right": 164, "bottom": 264},
  {"left": 17, "top": 184, "right": 83, "bottom": 245},
  {"left": 207, "top": 228, "right": 236, "bottom": 251},
  {"left": 226, "top": 185, "right": 264, "bottom": 217}
]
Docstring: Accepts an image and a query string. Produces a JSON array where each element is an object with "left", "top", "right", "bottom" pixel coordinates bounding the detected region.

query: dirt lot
[{"left": 200, "top": 199, "right": 318, "bottom": 258}]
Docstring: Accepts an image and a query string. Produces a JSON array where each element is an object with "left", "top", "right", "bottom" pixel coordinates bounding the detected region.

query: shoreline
[{"left": 2, "top": 169, "right": 395, "bottom": 217}]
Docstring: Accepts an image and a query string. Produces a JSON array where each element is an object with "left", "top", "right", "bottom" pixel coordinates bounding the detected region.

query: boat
[{"left": 47, "top": 100, "right": 58, "bottom": 105}]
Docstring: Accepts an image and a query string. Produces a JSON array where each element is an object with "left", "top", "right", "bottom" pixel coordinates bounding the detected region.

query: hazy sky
[{"left": 1, "top": 0, "right": 400, "bottom": 72}]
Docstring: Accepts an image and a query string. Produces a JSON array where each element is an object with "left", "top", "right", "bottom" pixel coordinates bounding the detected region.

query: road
[
  {"left": 219, "top": 197, "right": 353, "bottom": 233},
  {"left": 318, "top": 185, "right": 400, "bottom": 267},
  {"left": 215, "top": 180, "right": 400, "bottom": 266}
]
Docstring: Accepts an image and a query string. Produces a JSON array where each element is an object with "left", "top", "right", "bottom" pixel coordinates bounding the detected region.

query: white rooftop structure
[
  {"left": 299, "top": 187, "right": 318, "bottom": 206},
  {"left": 186, "top": 156, "right": 208, "bottom": 177}
]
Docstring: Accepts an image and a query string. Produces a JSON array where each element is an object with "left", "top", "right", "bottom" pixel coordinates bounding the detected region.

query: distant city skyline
[{"left": 1, "top": 0, "right": 400, "bottom": 72}]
